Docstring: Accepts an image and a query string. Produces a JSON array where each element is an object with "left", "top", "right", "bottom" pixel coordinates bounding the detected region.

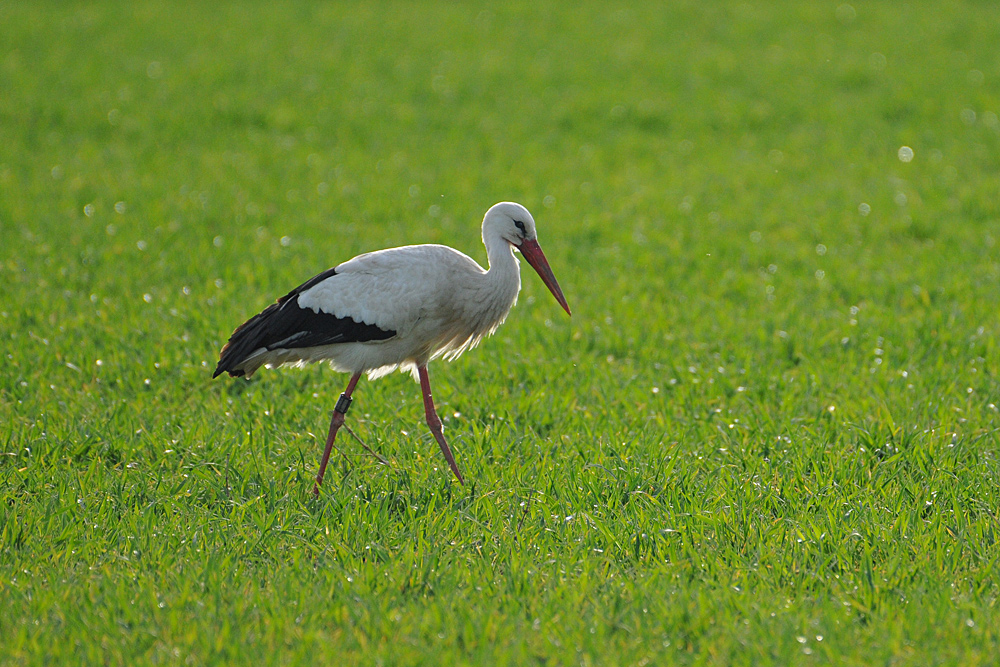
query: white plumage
[{"left": 214, "top": 202, "right": 571, "bottom": 491}]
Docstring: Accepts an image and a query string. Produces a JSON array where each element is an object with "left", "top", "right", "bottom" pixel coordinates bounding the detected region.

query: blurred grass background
[{"left": 2, "top": 1, "right": 999, "bottom": 664}]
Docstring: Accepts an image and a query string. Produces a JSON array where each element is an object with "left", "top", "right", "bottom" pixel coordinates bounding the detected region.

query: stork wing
[{"left": 213, "top": 267, "right": 396, "bottom": 378}]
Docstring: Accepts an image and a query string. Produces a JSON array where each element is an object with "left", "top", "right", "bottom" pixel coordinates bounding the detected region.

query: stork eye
[{"left": 513, "top": 219, "right": 526, "bottom": 234}]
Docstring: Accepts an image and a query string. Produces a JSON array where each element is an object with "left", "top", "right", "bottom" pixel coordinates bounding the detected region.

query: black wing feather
[{"left": 213, "top": 267, "right": 395, "bottom": 378}]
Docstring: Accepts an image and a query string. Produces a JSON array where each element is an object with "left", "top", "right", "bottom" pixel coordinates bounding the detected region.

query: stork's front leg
[
  {"left": 314, "top": 371, "right": 362, "bottom": 496},
  {"left": 418, "top": 365, "right": 465, "bottom": 485}
]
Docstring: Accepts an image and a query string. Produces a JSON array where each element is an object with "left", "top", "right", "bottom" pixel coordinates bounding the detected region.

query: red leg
[
  {"left": 313, "top": 371, "right": 362, "bottom": 496},
  {"left": 418, "top": 365, "right": 465, "bottom": 485}
]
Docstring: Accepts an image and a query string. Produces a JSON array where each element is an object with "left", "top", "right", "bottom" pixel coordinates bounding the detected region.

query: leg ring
[{"left": 334, "top": 393, "right": 353, "bottom": 415}]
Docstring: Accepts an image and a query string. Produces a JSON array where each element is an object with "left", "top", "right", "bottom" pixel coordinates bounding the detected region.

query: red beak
[{"left": 517, "top": 239, "right": 571, "bottom": 316}]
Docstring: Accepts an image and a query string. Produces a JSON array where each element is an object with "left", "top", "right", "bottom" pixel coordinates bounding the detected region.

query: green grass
[{"left": 2, "top": 0, "right": 1000, "bottom": 664}]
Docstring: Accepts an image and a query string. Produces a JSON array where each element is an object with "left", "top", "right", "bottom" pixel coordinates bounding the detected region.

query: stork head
[
  {"left": 483, "top": 202, "right": 571, "bottom": 316},
  {"left": 484, "top": 201, "right": 538, "bottom": 246}
]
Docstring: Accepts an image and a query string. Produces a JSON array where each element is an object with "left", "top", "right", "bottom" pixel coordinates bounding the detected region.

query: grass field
[{"left": 2, "top": 1, "right": 1000, "bottom": 664}]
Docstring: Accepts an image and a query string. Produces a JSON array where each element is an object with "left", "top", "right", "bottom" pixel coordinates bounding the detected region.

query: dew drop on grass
[
  {"left": 858, "top": 203, "right": 871, "bottom": 216},
  {"left": 898, "top": 146, "right": 914, "bottom": 162},
  {"left": 84, "top": 204, "right": 95, "bottom": 217},
  {"left": 835, "top": 4, "right": 856, "bottom": 23}
]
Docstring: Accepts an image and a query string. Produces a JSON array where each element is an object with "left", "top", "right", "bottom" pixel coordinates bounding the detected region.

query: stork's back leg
[{"left": 314, "top": 372, "right": 362, "bottom": 495}]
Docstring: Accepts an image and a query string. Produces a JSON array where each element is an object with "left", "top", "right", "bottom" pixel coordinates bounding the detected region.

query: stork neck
[
  {"left": 473, "top": 235, "right": 519, "bottom": 325},
  {"left": 485, "top": 238, "right": 518, "bottom": 276},
  {"left": 469, "top": 225, "right": 523, "bottom": 324},
  {"left": 479, "top": 220, "right": 514, "bottom": 272}
]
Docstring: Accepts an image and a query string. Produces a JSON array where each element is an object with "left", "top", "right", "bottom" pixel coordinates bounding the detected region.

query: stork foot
[{"left": 428, "top": 419, "right": 465, "bottom": 485}]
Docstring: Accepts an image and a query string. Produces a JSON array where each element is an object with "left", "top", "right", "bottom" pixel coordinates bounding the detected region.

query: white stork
[{"left": 213, "top": 202, "right": 571, "bottom": 493}]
